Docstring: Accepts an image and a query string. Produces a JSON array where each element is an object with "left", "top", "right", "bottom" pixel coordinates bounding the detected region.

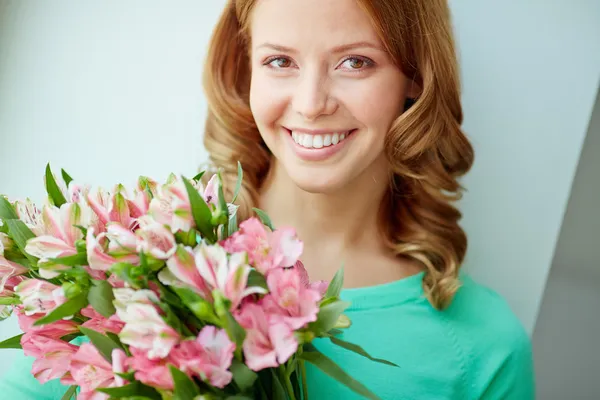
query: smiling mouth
[{"left": 287, "top": 129, "right": 356, "bottom": 149}]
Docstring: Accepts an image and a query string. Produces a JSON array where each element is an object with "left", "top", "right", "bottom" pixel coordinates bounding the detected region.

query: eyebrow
[{"left": 255, "top": 41, "right": 384, "bottom": 54}]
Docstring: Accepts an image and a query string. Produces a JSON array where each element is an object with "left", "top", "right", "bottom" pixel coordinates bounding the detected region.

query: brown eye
[
  {"left": 348, "top": 58, "right": 364, "bottom": 69},
  {"left": 340, "top": 56, "right": 374, "bottom": 72},
  {"left": 268, "top": 57, "right": 292, "bottom": 68}
]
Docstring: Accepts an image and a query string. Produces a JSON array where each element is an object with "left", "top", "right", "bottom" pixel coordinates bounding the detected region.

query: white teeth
[
  {"left": 302, "top": 135, "right": 312, "bottom": 148},
  {"left": 313, "top": 135, "right": 323, "bottom": 148},
  {"left": 291, "top": 131, "right": 350, "bottom": 149}
]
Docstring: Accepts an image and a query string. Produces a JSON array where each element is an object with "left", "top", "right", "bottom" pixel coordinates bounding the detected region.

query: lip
[
  {"left": 286, "top": 127, "right": 354, "bottom": 135},
  {"left": 283, "top": 127, "right": 356, "bottom": 162}
]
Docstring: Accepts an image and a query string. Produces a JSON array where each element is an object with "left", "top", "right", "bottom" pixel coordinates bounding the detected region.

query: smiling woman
[{"left": 200, "top": 0, "right": 535, "bottom": 398}]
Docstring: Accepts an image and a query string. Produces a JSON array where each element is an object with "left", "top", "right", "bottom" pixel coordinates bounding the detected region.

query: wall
[{"left": 533, "top": 86, "right": 600, "bottom": 399}]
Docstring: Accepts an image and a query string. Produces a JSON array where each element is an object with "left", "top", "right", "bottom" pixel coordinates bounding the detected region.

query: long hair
[{"left": 202, "top": 0, "right": 474, "bottom": 309}]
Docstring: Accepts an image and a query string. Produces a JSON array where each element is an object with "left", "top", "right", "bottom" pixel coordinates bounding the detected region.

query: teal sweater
[{"left": 0, "top": 272, "right": 534, "bottom": 399}]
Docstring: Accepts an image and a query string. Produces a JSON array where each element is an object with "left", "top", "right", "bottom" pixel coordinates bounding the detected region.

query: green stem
[
  {"left": 256, "top": 376, "right": 269, "bottom": 400},
  {"left": 300, "top": 360, "right": 308, "bottom": 400},
  {"left": 280, "top": 365, "right": 297, "bottom": 400}
]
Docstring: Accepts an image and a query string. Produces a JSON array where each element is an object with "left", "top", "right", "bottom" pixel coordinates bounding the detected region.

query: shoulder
[
  {"left": 441, "top": 273, "right": 535, "bottom": 399},
  {"left": 445, "top": 273, "right": 529, "bottom": 346}
]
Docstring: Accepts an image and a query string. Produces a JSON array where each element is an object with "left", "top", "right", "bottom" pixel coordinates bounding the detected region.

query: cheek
[
  {"left": 342, "top": 73, "right": 406, "bottom": 136},
  {"left": 250, "top": 74, "right": 289, "bottom": 130}
]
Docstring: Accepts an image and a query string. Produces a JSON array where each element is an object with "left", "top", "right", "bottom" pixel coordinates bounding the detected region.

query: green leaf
[
  {"left": 0, "top": 196, "right": 18, "bottom": 220},
  {"left": 309, "top": 300, "right": 351, "bottom": 335},
  {"left": 0, "top": 297, "right": 20, "bottom": 305},
  {"left": 217, "top": 171, "right": 229, "bottom": 220},
  {"left": 192, "top": 171, "right": 205, "bottom": 182},
  {"left": 223, "top": 309, "right": 246, "bottom": 349},
  {"left": 247, "top": 269, "right": 268, "bottom": 291},
  {"left": 0, "top": 333, "right": 23, "bottom": 349},
  {"left": 61, "top": 169, "right": 74, "bottom": 187},
  {"left": 328, "top": 336, "right": 398, "bottom": 367},
  {"left": 170, "top": 365, "right": 200, "bottom": 400},
  {"left": 97, "top": 382, "right": 162, "bottom": 400},
  {"left": 232, "top": 161, "right": 243, "bottom": 203},
  {"left": 46, "top": 252, "right": 88, "bottom": 267},
  {"left": 60, "top": 385, "right": 77, "bottom": 400},
  {"left": 162, "top": 304, "right": 192, "bottom": 337},
  {"left": 182, "top": 176, "right": 215, "bottom": 242},
  {"left": 34, "top": 293, "right": 88, "bottom": 326},
  {"left": 228, "top": 211, "right": 238, "bottom": 237},
  {"left": 252, "top": 208, "right": 275, "bottom": 231},
  {"left": 300, "top": 348, "right": 381, "bottom": 400},
  {"left": 88, "top": 279, "right": 116, "bottom": 317},
  {"left": 226, "top": 396, "right": 255, "bottom": 400},
  {"left": 5, "top": 219, "right": 37, "bottom": 264},
  {"left": 230, "top": 360, "right": 258, "bottom": 392},
  {"left": 157, "top": 283, "right": 185, "bottom": 309},
  {"left": 105, "top": 332, "right": 125, "bottom": 348},
  {"left": 79, "top": 326, "right": 122, "bottom": 363},
  {"left": 45, "top": 163, "right": 67, "bottom": 207},
  {"left": 325, "top": 266, "right": 344, "bottom": 299},
  {"left": 270, "top": 369, "right": 287, "bottom": 400}
]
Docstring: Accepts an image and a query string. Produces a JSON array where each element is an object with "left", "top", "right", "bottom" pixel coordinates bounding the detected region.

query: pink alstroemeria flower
[
  {"left": 0, "top": 255, "right": 29, "bottom": 294},
  {"left": 18, "top": 313, "right": 79, "bottom": 340},
  {"left": 148, "top": 178, "right": 196, "bottom": 234},
  {"left": 105, "top": 222, "right": 138, "bottom": 255},
  {"left": 21, "top": 335, "right": 78, "bottom": 384},
  {"left": 148, "top": 176, "right": 216, "bottom": 234},
  {"left": 195, "top": 244, "right": 266, "bottom": 309},
  {"left": 13, "top": 198, "right": 44, "bottom": 236},
  {"left": 86, "top": 228, "right": 139, "bottom": 272},
  {"left": 135, "top": 216, "right": 177, "bottom": 260},
  {"left": 223, "top": 218, "right": 303, "bottom": 275},
  {"left": 0, "top": 232, "right": 14, "bottom": 255},
  {"left": 87, "top": 187, "right": 135, "bottom": 230},
  {"left": 14, "top": 279, "right": 63, "bottom": 316},
  {"left": 236, "top": 303, "right": 298, "bottom": 371},
  {"left": 81, "top": 305, "right": 125, "bottom": 335},
  {"left": 161, "top": 245, "right": 211, "bottom": 298},
  {"left": 291, "top": 260, "right": 329, "bottom": 297},
  {"left": 70, "top": 344, "right": 128, "bottom": 400},
  {"left": 129, "top": 346, "right": 175, "bottom": 390},
  {"left": 261, "top": 266, "right": 321, "bottom": 330},
  {"left": 114, "top": 289, "right": 179, "bottom": 360},
  {"left": 24, "top": 203, "right": 90, "bottom": 278},
  {"left": 171, "top": 326, "right": 235, "bottom": 388},
  {"left": 163, "top": 243, "right": 265, "bottom": 309}
]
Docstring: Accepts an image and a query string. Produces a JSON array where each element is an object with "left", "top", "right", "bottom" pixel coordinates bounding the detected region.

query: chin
[{"left": 281, "top": 161, "right": 355, "bottom": 194}]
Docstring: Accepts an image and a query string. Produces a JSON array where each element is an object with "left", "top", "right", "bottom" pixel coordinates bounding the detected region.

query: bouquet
[{"left": 0, "top": 164, "right": 396, "bottom": 400}]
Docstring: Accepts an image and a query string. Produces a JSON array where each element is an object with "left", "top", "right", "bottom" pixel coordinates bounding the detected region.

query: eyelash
[{"left": 262, "top": 55, "right": 375, "bottom": 73}]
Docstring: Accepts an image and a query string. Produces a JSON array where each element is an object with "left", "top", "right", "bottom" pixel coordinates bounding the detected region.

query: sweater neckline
[{"left": 340, "top": 271, "right": 426, "bottom": 311}]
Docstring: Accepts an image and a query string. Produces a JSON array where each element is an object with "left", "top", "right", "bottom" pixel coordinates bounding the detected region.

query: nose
[{"left": 291, "top": 69, "right": 337, "bottom": 121}]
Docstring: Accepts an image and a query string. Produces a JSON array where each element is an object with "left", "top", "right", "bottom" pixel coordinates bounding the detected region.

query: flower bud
[
  {"left": 62, "top": 282, "right": 83, "bottom": 299},
  {"left": 333, "top": 314, "right": 352, "bottom": 329}
]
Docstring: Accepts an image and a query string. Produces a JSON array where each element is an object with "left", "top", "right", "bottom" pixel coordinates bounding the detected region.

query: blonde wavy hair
[{"left": 201, "top": 0, "right": 474, "bottom": 310}]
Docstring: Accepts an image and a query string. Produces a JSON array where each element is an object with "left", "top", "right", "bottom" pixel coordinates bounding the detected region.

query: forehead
[{"left": 249, "top": 0, "right": 381, "bottom": 49}]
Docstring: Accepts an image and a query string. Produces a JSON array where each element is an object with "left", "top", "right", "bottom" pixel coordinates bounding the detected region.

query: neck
[{"left": 258, "top": 158, "right": 392, "bottom": 279}]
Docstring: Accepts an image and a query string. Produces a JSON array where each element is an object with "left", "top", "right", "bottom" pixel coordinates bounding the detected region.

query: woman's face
[{"left": 249, "top": 0, "right": 413, "bottom": 193}]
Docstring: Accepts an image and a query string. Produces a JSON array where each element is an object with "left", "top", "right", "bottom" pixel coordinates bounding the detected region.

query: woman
[
  {"left": 0, "top": 0, "right": 534, "bottom": 398},
  {"left": 202, "top": 0, "right": 534, "bottom": 398}
]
